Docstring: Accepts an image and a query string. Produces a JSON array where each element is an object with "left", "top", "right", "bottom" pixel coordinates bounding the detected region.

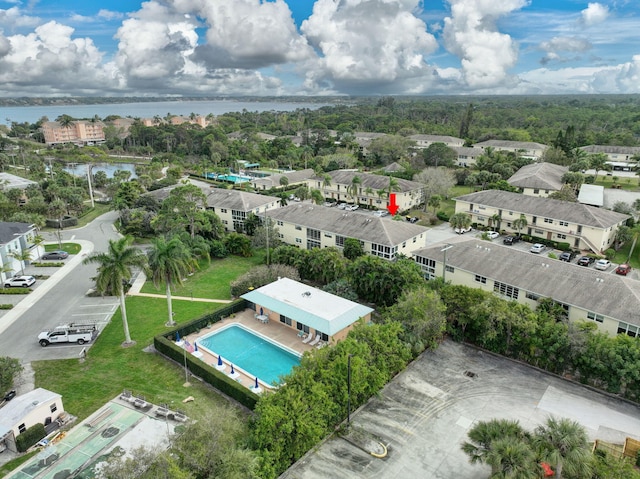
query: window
[
  {"left": 278, "top": 233, "right": 284, "bottom": 239},
  {"left": 533, "top": 189, "right": 539, "bottom": 194},
  {"left": 295, "top": 238, "right": 302, "bottom": 244},
  {"left": 307, "top": 229, "right": 321, "bottom": 249},
  {"left": 220, "top": 208, "right": 227, "bottom": 213},
  {"left": 402, "top": 242, "right": 406, "bottom": 248},
  {"left": 587, "top": 311, "right": 604, "bottom": 323},
  {"left": 445, "top": 265, "right": 454, "bottom": 273},
  {"left": 295, "top": 321, "right": 309, "bottom": 333},
  {"left": 277, "top": 220, "right": 283, "bottom": 226},
  {"left": 618, "top": 322, "right": 638, "bottom": 337},
  {"left": 474, "top": 274, "right": 487, "bottom": 284},
  {"left": 494, "top": 281, "right": 519, "bottom": 299},
  {"left": 335, "top": 235, "right": 346, "bottom": 247},
  {"left": 18, "top": 423, "right": 26, "bottom": 434},
  {"left": 415, "top": 256, "right": 436, "bottom": 279},
  {"left": 557, "top": 234, "right": 566, "bottom": 239},
  {"left": 559, "top": 221, "right": 569, "bottom": 227},
  {"left": 295, "top": 225, "right": 302, "bottom": 230},
  {"left": 371, "top": 243, "right": 397, "bottom": 260},
  {"left": 526, "top": 292, "right": 541, "bottom": 301},
  {"left": 544, "top": 218, "right": 553, "bottom": 224},
  {"left": 324, "top": 233, "right": 332, "bottom": 238},
  {"left": 280, "top": 315, "right": 292, "bottom": 326},
  {"left": 534, "top": 229, "right": 544, "bottom": 235},
  {"left": 50, "top": 403, "right": 57, "bottom": 413}
]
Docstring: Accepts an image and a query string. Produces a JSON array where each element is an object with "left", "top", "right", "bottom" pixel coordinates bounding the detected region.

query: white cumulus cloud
[
  {"left": 581, "top": 3, "right": 609, "bottom": 27},
  {"left": 442, "top": 0, "right": 529, "bottom": 88}
]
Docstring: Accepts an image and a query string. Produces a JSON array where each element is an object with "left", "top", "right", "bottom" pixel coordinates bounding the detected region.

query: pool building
[{"left": 241, "top": 277, "right": 374, "bottom": 345}]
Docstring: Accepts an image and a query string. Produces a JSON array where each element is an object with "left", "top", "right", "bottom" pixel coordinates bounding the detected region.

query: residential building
[
  {"left": 0, "top": 388, "right": 64, "bottom": 453},
  {"left": 507, "top": 163, "right": 568, "bottom": 197},
  {"left": 473, "top": 140, "right": 549, "bottom": 161},
  {"left": 412, "top": 238, "right": 640, "bottom": 337},
  {"left": 41, "top": 120, "right": 105, "bottom": 146},
  {"left": 307, "top": 170, "right": 424, "bottom": 212},
  {"left": 0, "top": 222, "right": 41, "bottom": 282},
  {"left": 453, "top": 146, "right": 484, "bottom": 167},
  {"left": 454, "top": 190, "right": 629, "bottom": 253},
  {"left": 266, "top": 203, "right": 428, "bottom": 259},
  {"left": 250, "top": 169, "right": 315, "bottom": 191},
  {"left": 579, "top": 145, "right": 640, "bottom": 171},
  {"left": 241, "top": 277, "right": 373, "bottom": 344},
  {"left": 0, "top": 172, "right": 38, "bottom": 191},
  {"left": 407, "top": 134, "right": 464, "bottom": 149},
  {"left": 353, "top": 132, "right": 388, "bottom": 156}
]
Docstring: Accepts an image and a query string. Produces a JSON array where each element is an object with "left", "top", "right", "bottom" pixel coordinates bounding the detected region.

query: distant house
[
  {"left": 453, "top": 146, "right": 484, "bottom": 167},
  {"left": 0, "top": 172, "right": 38, "bottom": 191},
  {"left": 507, "top": 163, "right": 568, "bottom": 197},
  {"left": 266, "top": 203, "right": 428, "bottom": 260},
  {"left": 579, "top": 145, "right": 640, "bottom": 172},
  {"left": 0, "top": 222, "right": 41, "bottom": 282},
  {"left": 241, "top": 277, "right": 373, "bottom": 344},
  {"left": 473, "top": 140, "right": 549, "bottom": 161},
  {"left": 353, "top": 132, "right": 388, "bottom": 156},
  {"left": 407, "top": 134, "right": 464, "bottom": 149},
  {"left": 307, "top": 170, "right": 424, "bottom": 212},
  {"left": 412, "top": 238, "right": 640, "bottom": 338},
  {"left": 454, "top": 190, "right": 629, "bottom": 253},
  {"left": 0, "top": 388, "right": 64, "bottom": 453},
  {"left": 250, "top": 169, "right": 315, "bottom": 191},
  {"left": 41, "top": 120, "right": 105, "bottom": 146}
]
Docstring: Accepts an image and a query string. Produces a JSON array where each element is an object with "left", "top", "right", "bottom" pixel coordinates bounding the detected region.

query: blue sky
[{"left": 0, "top": 0, "right": 639, "bottom": 97}]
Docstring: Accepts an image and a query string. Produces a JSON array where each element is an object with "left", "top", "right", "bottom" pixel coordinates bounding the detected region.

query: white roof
[
  {"left": 241, "top": 277, "right": 373, "bottom": 336},
  {"left": 0, "top": 388, "right": 61, "bottom": 436},
  {"left": 578, "top": 184, "right": 605, "bottom": 207}
]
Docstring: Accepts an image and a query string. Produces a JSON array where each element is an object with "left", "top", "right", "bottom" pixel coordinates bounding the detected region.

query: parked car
[
  {"left": 4, "top": 275, "right": 36, "bottom": 288},
  {"left": 345, "top": 204, "right": 359, "bottom": 211},
  {"left": 486, "top": 231, "right": 500, "bottom": 240},
  {"left": 3, "top": 390, "right": 16, "bottom": 402},
  {"left": 577, "top": 256, "right": 595, "bottom": 266},
  {"left": 530, "top": 243, "right": 545, "bottom": 253},
  {"left": 337, "top": 203, "right": 347, "bottom": 210},
  {"left": 41, "top": 250, "right": 69, "bottom": 260},
  {"left": 558, "top": 251, "right": 577, "bottom": 262},
  {"left": 594, "top": 259, "right": 611, "bottom": 270},
  {"left": 373, "top": 210, "right": 389, "bottom": 217},
  {"left": 503, "top": 235, "right": 520, "bottom": 245},
  {"left": 615, "top": 264, "right": 632, "bottom": 275},
  {"left": 407, "top": 216, "right": 419, "bottom": 224},
  {"left": 454, "top": 225, "right": 472, "bottom": 234}
]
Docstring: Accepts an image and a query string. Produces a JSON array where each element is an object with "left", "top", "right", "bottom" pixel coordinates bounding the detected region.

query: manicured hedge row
[
  {"left": 16, "top": 423, "right": 46, "bottom": 452},
  {"left": 0, "top": 304, "right": 13, "bottom": 309},
  {"left": 154, "top": 299, "right": 259, "bottom": 410},
  {"left": 0, "top": 288, "right": 30, "bottom": 295}
]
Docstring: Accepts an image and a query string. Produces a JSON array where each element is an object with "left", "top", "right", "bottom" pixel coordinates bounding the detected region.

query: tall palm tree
[
  {"left": 486, "top": 438, "right": 538, "bottom": 479},
  {"left": 512, "top": 214, "right": 528, "bottom": 237},
  {"left": 462, "top": 419, "right": 528, "bottom": 474},
  {"left": 589, "top": 153, "right": 610, "bottom": 182},
  {"left": 147, "top": 236, "right": 195, "bottom": 327},
  {"left": 9, "top": 250, "right": 32, "bottom": 276},
  {"left": 83, "top": 236, "right": 148, "bottom": 346},
  {"left": 533, "top": 417, "right": 592, "bottom": 479},
  {"left": 347, "top": 175, "right": 361, "bottom": 203},
  {"left": 449, "top": 212, "right": 472, "bottom": 232}
]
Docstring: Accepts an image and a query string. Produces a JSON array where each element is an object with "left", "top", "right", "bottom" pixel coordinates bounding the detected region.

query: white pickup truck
[{"left": 38, "top": 324, "right": 97, "bottom": 347}]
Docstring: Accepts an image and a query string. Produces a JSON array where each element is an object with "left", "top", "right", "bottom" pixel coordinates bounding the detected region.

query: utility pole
[{"left": 441, "top": 244, "right": 453, "bottom": 282}]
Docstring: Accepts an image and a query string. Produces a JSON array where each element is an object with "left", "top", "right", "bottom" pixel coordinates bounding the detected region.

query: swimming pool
[
  {"left": 198, "top": 324, "right": 300, "bottom": 386},
  {"left": 204, "top": 173, "right": 251, "bottom": 183}
]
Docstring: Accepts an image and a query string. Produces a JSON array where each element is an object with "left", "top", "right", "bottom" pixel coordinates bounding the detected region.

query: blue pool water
[
  {"left": 205, "top": 173, "right": 251, "bottom": 183},
  {"left": 198, "top": 325, "right": 300, "bottom": 386}
]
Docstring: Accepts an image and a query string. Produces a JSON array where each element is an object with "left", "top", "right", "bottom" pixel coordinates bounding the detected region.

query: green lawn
[
  {"left": 76, "top": 203, "right": 112, "bottom": 226},
  {"left": 32, "top": 297, "right": 227, "bottom": 422},
  {"left": 141, "top": 251, "right": 266, "bottom": 300},
  {"left": 593, "top": 175, "right": 640, "bottom": 191}
]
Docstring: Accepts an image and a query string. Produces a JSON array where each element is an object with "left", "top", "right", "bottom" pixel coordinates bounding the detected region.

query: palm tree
[
  {"left": 486, "top": 438, "right": 538, "bottom": 479},
  {"left": 347, "top": 175, "right": 361, "bottom": 203},
  {"left": 147, "top": 236, "right": 195, "bottom": 327},
  {"left": 512, "top": 214, "right": 528, "bottom": 237},
  {"left": 589, "top": 153, "right": 610, "bottom": 182},
  {"left": 489, "top": 213, "right": 501, "bottom": 232},
  {"left": 533, "top": 417, "right": 592, "bottom": 479},
  {"left": 462, "top": 419, "right": 529, "bottom": 475},
  {"left": 83, "top": 236, "right": 148, "bottom": 346},
  {"left": 387, "top": 176, "right": 400, "bottom": 199},
  {"left": 9, "top": 250, "right": 32, "bottom": 276},
  {"left": 449, "top": 212, "right": 472, "bottom": 232}
]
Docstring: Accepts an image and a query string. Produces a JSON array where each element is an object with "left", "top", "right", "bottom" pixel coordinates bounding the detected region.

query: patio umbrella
[
  {"left": 218, "top": 355, "right": 223, "bottom": 366},
  {"left": 175, "top": 331, "right": 180, "bottom": 342},
  {"left": 230, "top": 364, "right": 235, "bottom": 374},
  {"left": 254, "top": 377, "right": 259, "bottom": 388},
  {"left": 194, "top": 342, "right": 198, "bottom": 352},
  {"left": 260, "top": 307, "right": 264, "bottom": 316}
]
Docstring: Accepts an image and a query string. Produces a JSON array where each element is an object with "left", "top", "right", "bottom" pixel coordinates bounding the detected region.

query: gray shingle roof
[
  {"left": 251, "top": 169, "right": 315, "bottom": 188},
  {"left": 473, "top": 140, "right": 549, "bottom": 150},
  {"left": 454, "top": 190, "right": 629, "bottom": 228},
  {"left": 413, "top": 238, "right": 640, "bottom": 327},
  {"left": 580, "top": 145, "right": 640, "bottom": 155},
  {"left": 266, "top": 204, "right": 427, "bottom": 247},
  {"left": 507, "top": 163, "right": 568, "bottom": 191},
  {"left": 408, "top": 134, "right": 464, "bottom": 144},
  {"left": 316, "top": 170, "right": 423, "bottom": 193},
  {"left": 145, "top": 185, "right": 277, "bottom": 212},
  {"left": 0, "top": 222, "right": 34, "bottom": 245}
]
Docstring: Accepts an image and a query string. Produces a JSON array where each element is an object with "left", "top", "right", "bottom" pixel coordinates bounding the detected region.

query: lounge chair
[
  {"left": 309, "top": 334, "right": 321, "bottom": 346},
  {"left": 302, "top": 333, "right": 313, "bottom": 344}
]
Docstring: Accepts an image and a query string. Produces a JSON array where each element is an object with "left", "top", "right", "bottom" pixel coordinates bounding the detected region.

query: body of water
[
  {"left": 198, "top": 324, "right": 300, "bottom": 386},
  {"left": 2, "top": 99, "right": 329, "bottom": 126}
]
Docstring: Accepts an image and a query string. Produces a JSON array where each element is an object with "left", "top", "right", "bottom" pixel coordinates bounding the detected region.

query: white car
[
  {"left": 373, "top": 210, "right": 389, "bottom": 217},
  {"left": 4, "top": 275, "right": 36, "bottom": 288},
  {"left": 530, "top": 243, "right": 545, "bottom": 253},
  {"left": 487, "top": 231, "right": 500, "bottom": 240},
  {"left": 337, "top": 203, "right": 347, "bottom": 210},
  {"left": 594, "top": 259, "right": 611, "bottom": 270},
  {"left": 455, "top": 226, "right": 472, "bottom": 234}
]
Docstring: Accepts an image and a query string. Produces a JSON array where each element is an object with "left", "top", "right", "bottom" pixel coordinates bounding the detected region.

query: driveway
[{"left": 283, "top": 341, "right": 640, "bottom": 479}]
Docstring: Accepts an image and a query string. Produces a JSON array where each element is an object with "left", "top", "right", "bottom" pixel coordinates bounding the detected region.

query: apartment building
[{"left": 41, "top": 121, "right": 105, "bottom": 146}]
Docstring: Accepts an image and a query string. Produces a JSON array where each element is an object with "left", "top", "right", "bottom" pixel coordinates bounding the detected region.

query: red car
[{"left": 615, "top": 264, "right": 632, "bottom": 276}]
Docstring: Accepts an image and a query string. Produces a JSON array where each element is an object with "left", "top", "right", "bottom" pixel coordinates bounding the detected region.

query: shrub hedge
[
  {"left": 0, "top": 304, "right": 13, "bottom": 310},
  {"left": 154, "top": 299, "right": 259, "bottom": 410},
  {"left": 0, "top": 288, "right": 30, "bottom": 295},
  {"left": 16, "top": 423, "right": 46, "bottom": 452}
]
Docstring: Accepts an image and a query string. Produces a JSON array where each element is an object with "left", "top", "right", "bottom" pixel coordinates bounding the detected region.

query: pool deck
[{"left": 182, "top": 309, "right": 321, "bottom": 391}]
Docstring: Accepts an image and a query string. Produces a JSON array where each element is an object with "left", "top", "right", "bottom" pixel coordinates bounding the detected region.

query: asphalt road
[{"left": 0, "top": 211, "right": 123, "bottom": 361}]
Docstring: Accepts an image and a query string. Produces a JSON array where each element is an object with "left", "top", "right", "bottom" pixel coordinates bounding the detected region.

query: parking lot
[{"left": 283, "top": 341, "right": 640, "bottom": 479}]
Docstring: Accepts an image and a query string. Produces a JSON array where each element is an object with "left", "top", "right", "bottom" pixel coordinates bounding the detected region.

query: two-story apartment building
[
  {"left": 266, "top": 204, "right": 428, "bottom": 260},
  {"left": 412, "top": 238, "right": 640, "bottom": 337},
  {"left": 250, "top": 169, "right": 315, "bottom": 191},
  {"left": 507, "top": 163, "right": 568, "bottom": 197},
  {"left": 0, "top": 222, "right": 41, "bottom": 282},
  {"left": 453, "top": 146, "right": 484, "bottom": 167},
  {"left": 41, "top": 121, "right": 105, "bottom": 146},
  {"left": 307, "top": 170, "right": 424, "bottom": 212},
  {"left": 454, "top": 190, "right": 629, "bottom": 253},
  {"left": 407, "top": 134, "right": 464, "bottom": 149},
  {"left": 579, "top": 145, "right": 640, "bottom": 171},
  {"left": 473, "top": 140, "right": 549, "bottom": 161}
]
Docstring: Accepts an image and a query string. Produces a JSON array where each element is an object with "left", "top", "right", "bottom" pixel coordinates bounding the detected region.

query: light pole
[
  {"left": 347, "top": 354, "right": 353, "bottom": 429},
  {"left": 441, "top": 243, "right": 453, "bottom": 282},
  {"left": 86, "top": 164, "right": 95, "bottom": 208}
]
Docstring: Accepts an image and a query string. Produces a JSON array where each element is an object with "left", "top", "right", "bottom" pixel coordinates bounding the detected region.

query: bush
[
  {"left": 0, "top": 288, "right": 30, "bottom": 295},
  {"left": 436, "top": 211, "right": 449, "bottom": 222},
  {"left": 556, "top": 242, "right": 570, "bottom": 251},
  {"left": 30, "top": 262, "right": 64, "bottom": 267},
  {"left": 16, "top": 423, "right": 46, "bottom": 452},
  {"left": 0, "top": 304, "right": 13, "bottom": 310}
]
